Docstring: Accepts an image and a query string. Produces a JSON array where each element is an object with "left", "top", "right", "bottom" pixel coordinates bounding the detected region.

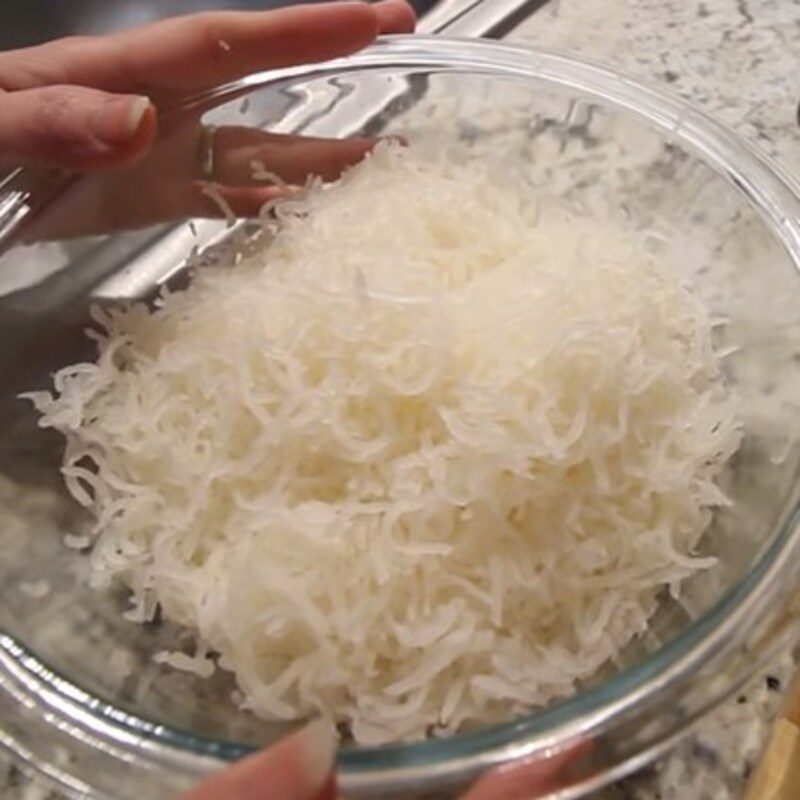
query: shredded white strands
[
  {"left": 200, "top": 184, "right": 236, "bottom": 227},
  {"left": 249, "top": 160, "right": 290, "bottom": 190},
  {"left": 24, "top": 142, "right": 741, "bottom": 745},
  {"left": 154, "top": 649, "right": 215, "bottom": 679},
  {"left": 64, "top": 533, "right": 92, "bottom": 550}
]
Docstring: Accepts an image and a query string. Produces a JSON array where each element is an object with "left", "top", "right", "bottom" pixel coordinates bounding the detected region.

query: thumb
[
  {"left": 181, "top": 719, "right": 338, "bottom": 800},
  {"left": 459, "top": 739, "right": 594, "bottom": 800},
  {"left": 0, "top": 85, "right": 156, "bottom": 171}
]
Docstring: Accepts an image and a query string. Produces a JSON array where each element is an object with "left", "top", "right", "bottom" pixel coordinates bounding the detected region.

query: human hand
[
  {"left": 0, "top": 1, "right": 415, "bottom": 237},
  {"left": 181, "top": 720, "right": 590, "bottom": 800}
]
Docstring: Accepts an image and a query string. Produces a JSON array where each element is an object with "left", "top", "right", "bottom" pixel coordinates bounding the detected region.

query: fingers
[
  {"left": 0, "top": 1, "right": 414, "bottom": 173},
  {"left": 460, "top": 740, "right": 593, "bottom": 800},
  {"left": 211, "top": 128, "right": 376, "bottom": 186},
  {"left": 373, "top": 0, "right": 417, "bottom": 32},
  {"left": 181, "top": 719, "right": 337, "bottom": 800},
  {"left": 0, "top": 85, "right": 156, "bottom": 170},
  {"left": 140, "top": 125, "right": 379, "bottom": 224},
  {"left": 111, "top": 1, "right": 404, "bottom": 92},
  {"left": 198, "top": 184, "right": 288, "bottom": 221},
  {"left": 18, "top": 116, "right": 380, "bottom": 239},
  {"left": 0, "top": 1, "right": 416, "bottom": 95}
]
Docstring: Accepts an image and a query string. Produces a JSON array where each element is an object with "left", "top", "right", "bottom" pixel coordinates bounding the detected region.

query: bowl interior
[{"left": 0, "top": 41, "right": 799, "bottom": 764}]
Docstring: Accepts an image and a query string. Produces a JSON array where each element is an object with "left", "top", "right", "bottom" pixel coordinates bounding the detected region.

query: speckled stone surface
[
  {"left": 510, "top": 0, "right": 799, "bottom": 177},
  {"left": 509, "top": 2, "right": 799, "bottom": 798},
  {"left": 2, "top": 1, "right": 798, "bottom": 798}
]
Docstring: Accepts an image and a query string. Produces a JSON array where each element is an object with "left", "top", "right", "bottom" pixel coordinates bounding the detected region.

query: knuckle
[
  {"left": 196, "top": 14, "right": 233, "bottom": 64},
  {"left": 51, "top": 35, "right": 98, "bottom": 63},
  {"left": 33, "top": 86, "right": 87, "bottom": 146},
  {"left": 0, "top": 36, "right": 97, "bottom": 93}
]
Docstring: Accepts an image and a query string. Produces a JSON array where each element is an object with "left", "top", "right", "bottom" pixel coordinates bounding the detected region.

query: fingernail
[
  {"left": 125, "top": 96, "right": 152, "bottom": 135},
  {"left": 94, "top": 95, "right": 151, "bottom": 146},
  {"left": 294, "top": 719, "right": 337, "bottom": 797}
]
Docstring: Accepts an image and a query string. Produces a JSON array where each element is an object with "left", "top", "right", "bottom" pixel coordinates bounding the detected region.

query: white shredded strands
[
  {"left": 200, "top": 184, "right": 236, "bottom": 227},
  {"left": 64, "top": 533, "right": 91, "bottom": 550},
  {"left": 249, "top": 159, "right": 290, "bottom": 189},
  {"left": 25, "top": 142, "right": 741, "bottom": 744},
  {"left": 154, "top": 649, "right": 215, "bottom": 679}
]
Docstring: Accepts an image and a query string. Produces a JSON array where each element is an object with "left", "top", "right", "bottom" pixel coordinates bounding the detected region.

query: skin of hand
[
  {"left": 0, "top": 0, "right": 416, "bottom": 237},
  {"left": 181, "top": 719, "right": 591, "bottom": 800}
]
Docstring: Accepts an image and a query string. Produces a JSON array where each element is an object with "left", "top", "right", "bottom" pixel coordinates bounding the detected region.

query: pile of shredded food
[{"left": 25, "top": 142, "right": 741, "bottom": 744}]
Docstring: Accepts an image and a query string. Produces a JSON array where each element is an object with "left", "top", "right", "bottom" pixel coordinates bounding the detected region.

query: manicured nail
[
  {"left": 94, "top": 95, "right": 151, "bottom": 146},
  {"left": 294, "top": 718, "right": 337, "bottom": 797},
  {"left": 125, "top": 96, "right": 151, "bottom": 135}
]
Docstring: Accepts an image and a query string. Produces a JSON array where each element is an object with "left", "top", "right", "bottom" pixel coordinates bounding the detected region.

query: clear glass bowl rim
[{"left": 1, "top": 35, "right": 800, "bottom": 798}]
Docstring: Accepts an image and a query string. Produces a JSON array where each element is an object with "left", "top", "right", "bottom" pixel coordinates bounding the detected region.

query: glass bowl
[{"left": 1, "top": 36, "right": 799, "bottom": 800}]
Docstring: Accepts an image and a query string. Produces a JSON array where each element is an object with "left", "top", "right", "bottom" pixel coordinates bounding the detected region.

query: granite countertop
[
  {"left": 2, "top": 0, "right": 799, "bottom": 798},
  {"left": 511, "top": 0, "right": 799, "bottom": 175},
  {"left": 510, "top": 2, "right": 799, "bottom": 798}
]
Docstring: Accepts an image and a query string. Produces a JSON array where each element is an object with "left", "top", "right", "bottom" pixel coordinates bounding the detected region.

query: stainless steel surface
[{"left": 420, "top": 0, "right": 548, "bottom": 37}]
